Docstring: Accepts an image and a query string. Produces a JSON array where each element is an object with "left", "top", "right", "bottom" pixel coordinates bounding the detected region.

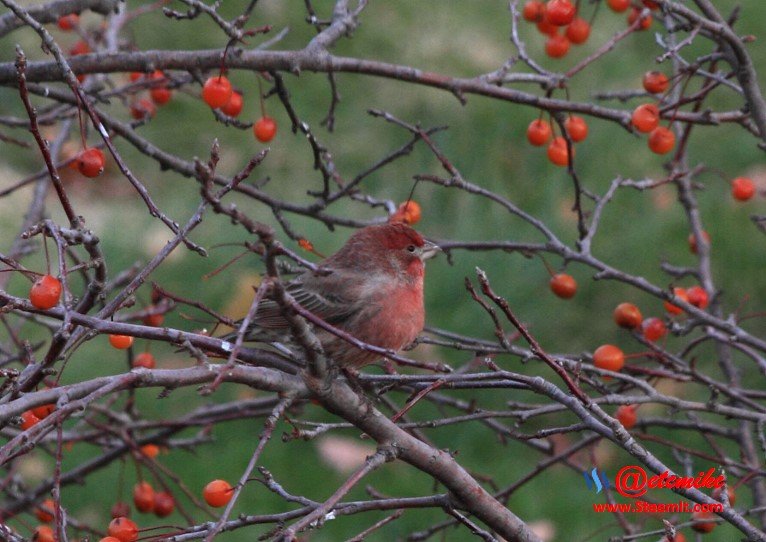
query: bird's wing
[{"left": 251, "top": 269, "right": 367, "bottom": 330}]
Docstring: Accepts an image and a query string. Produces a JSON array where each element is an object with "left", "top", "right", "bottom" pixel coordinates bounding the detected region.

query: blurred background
[{"left": 1, "top": 0, "right": 766, "bottom": 540}]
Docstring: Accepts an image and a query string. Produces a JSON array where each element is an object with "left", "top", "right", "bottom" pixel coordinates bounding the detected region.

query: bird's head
[{"left": 330, "top": 222, "right": 440, "bottom": 279}]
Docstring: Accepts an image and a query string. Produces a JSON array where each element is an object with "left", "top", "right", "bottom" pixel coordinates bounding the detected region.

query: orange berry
[
  {"left": 642, "top": 317, "right": 667, "bottom": 342},
  {"left": 32, "top": 403, "right": 55, "bottom": 419},
  {"left": 133, "top": 481, "right": 155, "bottom": 513},
  {"left": 643, "top": 71, "right": 669, "bottom": 94},
  {"left": 21, "top": 410, "right": 40, "bottom": 430},
  {"left": 628, "top": 7, "right": 652, "bottom": 30},
  {"left": 57, "top": 13, "right": 79, "bottom": 31},
  {"left": 565, "top": 18, "right": 591, "bottom": 44},
  {"left": 686, "top": 286, "right": 709, "bottom": 309},
  {"left": 527, "top": 119, "right": 552, "bottom": 146},
  {"left": 140, "top": 444, "right": 160, "bottom": 458},
  {"left": 731, "top": 176, "right": 756, "bottom": 201},
  {"left": 616, "top": 405, "right": 637, "bottom": 429},
  {"left": 536, "top": 15, "right": 559, "bottom": 36},
  {"left": 76, "top": 148, "right": 106, "bottom": 178},
  {"left": 153, "top": 492, "right": 175, "bottom": 517},
  {"left": 712, "top": 486, "right": 736, "bottom": 505},
  {"left": 109, "top": 334, "right": 134, "bottom": 350},
  {"left": 631, "top": 103, "right": 660, "bottom": 133},
  {"left": 545, "top": 33, "right": 570, "bottom": 58},
  {"left": 298, "top": 239, "right": 314, "bottom": 251},
  {"left": 221, "top": 91, "right": 244, "bottom": 117},
  {"left": 688, "top": 230, "right": 711, "bottom": 254},
  {"left": 564, "top": 115, "right": 588, "bottom": 142},
  {"left": 69, "top": 40, "right": 90, "bottom": 56},
  {"left": 142, "top": 311, "right": 164, "bottom": 327},
  {"left": 35, "top": 498, "right": 55, "bottom": 523},
  {"left": 547, "top": 136, "right": 573, "bottom": 166},
  {"left": 391, "top": 201, "right": 422, "bottom": 225},
  {"left": 33, "top": 525, "right": 55, "bottom": 542},
  {"left": 593, "top": 344, "right": 625, "bottom": 372},
  {"left": 150, "top": 86, "right": 172, "bottom": 105},
  {"left": 664, "top": 533, "right": 686, "bottom": 542},
  {"left": 254, "top": 116, "right": 277, "bottom": 142},
  {"left": 100, "top": 538, "right": 123, "bottom": 542},
  {"left": 549, "top": 273, "right": 577, "bottom": 299},
  {"left": 522, "top": 0, "right": 545, "bottom": 22},
  {"left": 202, "top": 76, "right": 232, "bottom": 109},
  {"left": 108, "top": 517, "right": 139, "bottom": 542},
  {"left": 663, "top": 287, "right": 688, "bottom": 315},
  {"left": 203, "top": 479, "right": 233, "bottom": 507},
  {"left": 130, "top": 98, "right": 156, "bottom": 120},
  {"left": 648, "top": 126, "right": 675, "bottom": 154},
  {"left": 545, "top": 0, "right": 576, "bottom": 26},
  {"left": 691, "top": 510, "right": 717, "bottom": 533},
  {"left": 613, "top": 302, "right": 643, "bottom": 329},
  {"left": 132, "top": 352, "right": 156, "bottom": 369},
  {"left": 606, "top": 0, "right": 630, "bottom": 12},
  {"left": 30, "top": 275, "right": 62, "bottom": 310}
]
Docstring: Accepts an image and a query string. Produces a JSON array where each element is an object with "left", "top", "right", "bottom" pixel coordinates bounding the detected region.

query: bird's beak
[{"left": 419, "top": 240, "right": 441, "bottom": 261}]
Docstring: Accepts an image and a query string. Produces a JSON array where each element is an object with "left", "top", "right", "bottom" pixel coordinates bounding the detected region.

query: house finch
[{"left": 228, "top": 222, "right": 440, "bottom": 367}]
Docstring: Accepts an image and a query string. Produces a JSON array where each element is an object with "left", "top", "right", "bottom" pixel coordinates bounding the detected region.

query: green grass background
[{"left": 2, "top": 0, "right": 766, "bottom": 540}]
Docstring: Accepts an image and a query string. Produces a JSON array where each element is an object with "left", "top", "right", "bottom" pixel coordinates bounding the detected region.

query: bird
[{"left": 226, "top": 222, "right": 440, "bottom": 367}]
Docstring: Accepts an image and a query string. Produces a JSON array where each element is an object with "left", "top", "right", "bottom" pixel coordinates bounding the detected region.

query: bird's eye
[{"left": 406, "top": 245, "right": 416, "bottom": 252}]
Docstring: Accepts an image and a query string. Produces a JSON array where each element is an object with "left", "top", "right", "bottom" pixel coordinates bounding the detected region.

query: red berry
[
  {"left": 111, "top": 501, "right": 130, "bottom": 519},
  {"left": 522, "top": 0, "right": 545, "bottom": 22},
  {"left": 536, "top": 15, "right": 559, "bottom": 36},
  {"left": 202, "top": 76, "right": 233, "bottom": 109},
  {"left": 628, "top": 7, "right": 652, "bottom": 30},
  {"left": 549, "top": 273, "right": 577, "bottom": 299},
  {"left": 30, "top": 275, "right": 62, "bottom": 309},
  {"left": 731, "top": 176, "right": 756, "bottom": 201},
  {"left": 101, "top": 538, "right": 123, "bottom": 542},
  {"left": 132, "top": 352, "right": 156, "bottom": 369},
  {"left": 614, "top": 302, "right": 643, "bottom": 329},
  {"left": 153, "top": 492, "right": 175, "bottom": 517},
  {"left": 631, "top": 103, "right": 660, "bottom": 133},
  {"left": 712, "top": 486, "right": 736, "bottom": 505},
  {"left": 648, "top": 126, "right": 675, "bottom": 154},
  {"left": 663, "top": 287, "right": 688, "bottom": 315},
  {"left": 133, "top": 482, "right": 155, "bottom": 513},
  {"left": 527, "top": 119, "right": 552, "bottom": 146},
  {"left": 391, "top": 201, "right": 422, "bottom": 225},
  {"left": 606, "top": 0, "right": 630, "bottom": 11},
  {"left": 545, "top": 33, "right": 570, "bottom": 58},
  {"left": 545, "top": 0, "right": 576, "bottom": 26},
  {"left": 35, "top": 498, "right": 55, "bottom": 523},
  {"left": 564, "top": 115, "right": 588, "bottom": 142},
  {"left": 69, "top": 40, "right": 90, "bottom": 56},
  {"left": 150, "top": 86, "right": 172, "bottom": 106},
  {"left": 642, "top": 317, "right": 667, "bottom": 342},
  {"left": 203, "top": 479, "right": 233, "bottom": 507},
  {"left": 643, "top": 71, "right": 669, "bottom": 94},
  {"left": 130, "top": 98, "right": 156, "bottom": 120},
  {"left": 254, "top": 116, "right": 277, "bottom": 143},
  {"left": 76, "top": 148, "right": 106, "bottom": 178},
  {"left": 688, "top": 230, "right": 711, "bottom": 254},
  {"left": 32, "top": 403, "right": 55, "bottom": 419},
  {"left": 129, "top": 72, "right": 144, "bottom": 82},
  {"left": 642, "top": 0, "right": 660, "bottom": 8},
  {"left": 108, "top": 517, "right": 139, "bottom": 542},
  {"left": 221, "top": 91, "right": 244, "bottom": 117},
  {"left": 686, "top": 286, "right": 709, "bottom": 309},
  {"left": 57, "top": 13, "right": 79, "bottom": 31},
  {"left": 616, "top": 405, "right": 637, "bottom": 429},
  {"left": 565, "top": 18, "right": 591, "bottom": 44},
  {"left": 109, "top": 334, "right": 134, "bottom": 350},
  {"left": 664, "top": 533, "right": 687, "bottom": 542},
  {"left": 691, "top": 510, "right": 717, "bottom": 533},
  {"left": 33, "top": 525, "right": 55, "bottom": 542},
  {"left": 21, "top": 410, "right": 40, "bottom": 430},
  {"left": 593, "top": 344, "right": 625, "bottom": 372},
  {"left": 547, "top": 136, "right": 573, "bottom": 166}
]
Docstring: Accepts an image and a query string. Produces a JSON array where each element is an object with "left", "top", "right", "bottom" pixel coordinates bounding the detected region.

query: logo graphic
[{"left": 583, "top": 468, "right": 611, "bottom": 493}]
